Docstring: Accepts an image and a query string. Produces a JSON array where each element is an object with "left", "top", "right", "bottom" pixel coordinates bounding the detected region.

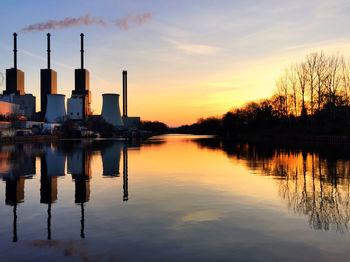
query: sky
[{"left": 0, "top": 0, "right": 350, "bottom": 126}]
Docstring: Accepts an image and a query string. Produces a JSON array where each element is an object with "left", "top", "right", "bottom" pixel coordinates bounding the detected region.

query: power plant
[
  {"left": 0, "top": 32, "right": 141, "bottom": 136},
  {"left": 45, "top": 94, "right": 66, "bottom": 123},
  {"left": 67, "top": 33, "right": 91, "bottom": 120},
  {"left": 41, "top": 33, "right": 57, "bottom": 118},
  {"left": 101, "top": 94, "right": 123, "bottom": 127},
  {"left": 0, "top": 33, "right": 36, "bottom": 119}
]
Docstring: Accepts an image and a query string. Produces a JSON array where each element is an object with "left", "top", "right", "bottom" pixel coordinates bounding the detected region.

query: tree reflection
[{"left": 195, "top": 138, "right": 350, "bottom": 233}]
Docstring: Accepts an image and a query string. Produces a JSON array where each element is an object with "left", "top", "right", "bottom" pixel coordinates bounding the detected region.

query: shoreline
[{"left": 0, "top": 135, "right": 59, "bottom": 144}]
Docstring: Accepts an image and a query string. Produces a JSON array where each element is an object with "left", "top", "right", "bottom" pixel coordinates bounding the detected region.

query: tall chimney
[
  {"left": 13, "top": 33, "right": 17, "bottom": 69},
  {"left": 123, "top": 70, "right": 127, "bottom": 117},
  {"left": 47, "top": 33, "right": 51, "bottom": 69},
  {"left": 80, "top": 33, "right": 84, "bottom": 69}
]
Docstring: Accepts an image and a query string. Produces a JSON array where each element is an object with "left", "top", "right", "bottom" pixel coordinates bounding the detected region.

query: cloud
[
  {"left": 0, "top": 72, "right": 4, "bottom": 86},
  {"left": 114, "top": 12, "right": 152, "bottom": 31},
  {"left": 164, "top": 38, "right": 221, "bottom": 55},
  {"left": 21, "top": 14, "right": 106, "bottom": 33},
  {"left": 313, "top": 0, "right": 349, "bottom": 19}
]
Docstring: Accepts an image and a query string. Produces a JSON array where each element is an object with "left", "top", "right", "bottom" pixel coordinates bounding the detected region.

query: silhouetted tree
[{"left": 141, "top": 121, "right": 168, "bottom": 134}]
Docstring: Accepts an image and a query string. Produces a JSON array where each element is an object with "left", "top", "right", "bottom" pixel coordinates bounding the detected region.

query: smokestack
[
  {"left": 123, "top": 70, "right": 127, "bottom": 117},
  {"left": 80, "top": 33, "right": 84, "bottom": 69},
  {"left": 13, "top": 33, "right": 17, "bottom": 69},
  {"left": 47, "top": 33, "right": 51, "bottom": 69}
]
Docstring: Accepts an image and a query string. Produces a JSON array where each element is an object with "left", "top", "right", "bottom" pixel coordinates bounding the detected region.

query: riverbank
[
  {"left": 0, "top": 135, "right": 59, "bottom": 144},
  {"left": 227, "top": 133, "right": 350, "bottom": 146}
]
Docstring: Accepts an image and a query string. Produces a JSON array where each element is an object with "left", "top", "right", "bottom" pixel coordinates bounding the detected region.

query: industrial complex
[{"left": 0, "top": 33, "right": 141, "bottom": 138}]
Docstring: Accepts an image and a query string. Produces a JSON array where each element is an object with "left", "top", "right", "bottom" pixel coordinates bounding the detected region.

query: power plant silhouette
[{"left": 0, "top": 32, "right": 140, "bottom": 129}]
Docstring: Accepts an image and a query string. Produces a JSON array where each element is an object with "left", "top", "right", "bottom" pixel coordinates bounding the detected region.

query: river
[{"left": 0, "top": 134, "right": 349, "bottom": 261}]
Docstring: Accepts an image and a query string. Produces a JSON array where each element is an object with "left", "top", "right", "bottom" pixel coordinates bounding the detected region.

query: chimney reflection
[
  {"left": 5, "top": 177, "right": 24, "bottom": 243},
  {"left": 123, "top": 144, "right": 128, "bottom": 201},
  {"left": 40, "top": 153, "right": 58, "bottom": 240},
  {"left": 68, "top": 147, "right": 91, "bottom": 239},
  {"left": 101, "top": 140, "right": 129, "bottom": 201},
  {"left": 0, "top": 140, "right": 133, "bottom": 242},
  {"left": 2, "top": 145, "right": 36, "bottom": 243}
]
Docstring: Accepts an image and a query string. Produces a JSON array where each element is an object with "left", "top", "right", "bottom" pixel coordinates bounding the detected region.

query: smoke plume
[
  {"left": 115, "top": 12, "right": 152, "bottom": 31},
  {"left": 21, "top": 14, "right": 106, "bottom": 33}
]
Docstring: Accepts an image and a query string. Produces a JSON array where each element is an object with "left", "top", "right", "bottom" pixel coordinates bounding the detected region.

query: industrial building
[
  {"left": 100, "top": 70, "right": 140, "bottom": 129},
  {"left": 121, "top": 70, "right": 141, "bottom": 130},
  {"left": 41, "top": 33, "right": 67, "bottom": 123},
  {"left": 101, "top": 94, "right": 123, "bottom": 127},
  {"left": 45, "top": 94, "right": 66, "bottom": 123},
  {"left": 0, "top": 100, "right": 20, "bottom": 116},
  {"left": 67, "top": 34, "right": 91, "bottom": 120},
  {"left": 41, "top": 33, "right": 57, "bottom": 118},
  {"left": 0, "top": 32, "right": 141, "bottom": 136},
  {"left": 0, "top": 33, "right": 36, "bottom": 120}
]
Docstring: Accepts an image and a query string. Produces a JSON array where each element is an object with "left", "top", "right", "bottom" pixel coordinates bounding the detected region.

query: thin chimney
[
  {"left": 13, "top": 33, "right": 17, "bottom": 69},
  {"left": 80, "top": 33, "right": 84, "bottom": 69},
  {"left": 47, "top": 33, "right": 51, "bottom": 69},
  {"left": 123, "top": 70, "right": 127, "bottom": 117}
]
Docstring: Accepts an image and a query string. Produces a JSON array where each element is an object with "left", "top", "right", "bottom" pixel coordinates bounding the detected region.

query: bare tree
[
  {"left": 288, "top": 64, "right": 299, "bottom": 115},
  {"left": 324, "top": 55, "right": 343, "bottom": 108},
  {"left": 315, "top": 52, "right": 327, "bottom": 112},
  {"left": 341, "top": 60, "right": 350, "bottom": 106},
  {"left": 306, "top": 53, "right": 318, "bottom": 115},
  {"left": 297, "top": 62, "right": 308, "bottom": 116},
  {"left": 276, "top": 70, "right": 289, "bottom": 115}
]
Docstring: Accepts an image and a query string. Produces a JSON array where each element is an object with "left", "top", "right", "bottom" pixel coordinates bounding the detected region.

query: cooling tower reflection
[
  {"left": 1, "top": 136, "right": 350, "bottom": 261},
  {"left": 0, "top": 140, "right": 130, "bottom": 241},
  {"left": 102, "top": 140, "right": 123, "bottom": 177}
]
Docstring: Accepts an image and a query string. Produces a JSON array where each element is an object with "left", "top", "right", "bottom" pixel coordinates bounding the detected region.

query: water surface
[{"left": 0, "top": 135, "right": 349, "bottom": 261}]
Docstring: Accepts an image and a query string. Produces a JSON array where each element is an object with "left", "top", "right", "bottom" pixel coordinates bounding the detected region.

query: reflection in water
[
  {"left": 44, "top": 145, "right": 65, "bottom": 177},
  {"left": 123, "top": 145, "right": 128, "bottom": 201},
  {"left": 0, "top": 140, "right": 130, "bottom": 242},
  {"left": 4, "top": 136, "right": 350, "bottom": 246},
  {"left": 195, "top": 138, "right": 350, "bottom": 233},
  {"left": 0, "top": 144, "right": 37, "bottom": 243},
  {"left": 68, "top": 147, "right": 91, "bottom": 239},
  {"left": 102, "top": 141, "right": 123, "bottom": 177},
  {"left": 2, "top": 136, "right": 350, "bottom": 261},
  {"left": 40, "top": 154, "right": 57, "bottom": 240}
]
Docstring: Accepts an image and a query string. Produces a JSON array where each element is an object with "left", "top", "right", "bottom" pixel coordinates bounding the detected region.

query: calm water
[{"left": 1, "top": 135, "right": 350, "bottom": 261}]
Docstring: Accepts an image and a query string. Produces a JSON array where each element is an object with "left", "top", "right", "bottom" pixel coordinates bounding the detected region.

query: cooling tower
[
  {"left": 101, "top": 94, "right": 124, "bottom": 127},
  {"left": 45, "top": 94, "right": 66, "bottom": 123}
]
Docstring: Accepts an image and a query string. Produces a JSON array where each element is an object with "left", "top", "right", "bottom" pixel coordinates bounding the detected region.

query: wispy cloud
[
  {"left": 313, "top": 0, "right": 350, "bottom": 19},
  {"left": 114, "top": 12, "right": 152, "bottom": 31},
  {"left": 21, "top": 14, "right": 106, "bottom": 33},
  {"left": 165, "top": 38, "right": 221, "bottom": 55},
  {"left": 0, "top": 72, "right": 4, "bottom": 86}
]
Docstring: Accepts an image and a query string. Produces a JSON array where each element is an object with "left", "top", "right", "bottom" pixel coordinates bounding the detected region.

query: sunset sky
[{"left": 0, "top": 0, "right": 350, "bottom": 126}]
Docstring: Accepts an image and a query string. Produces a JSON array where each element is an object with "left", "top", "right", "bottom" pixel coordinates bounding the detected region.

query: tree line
[
  {"left": 275, "top": 51, "right": 350, "bottom": 116},
  {"left": 177, "top": 51, "right": 350, "bottom": 136}
]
